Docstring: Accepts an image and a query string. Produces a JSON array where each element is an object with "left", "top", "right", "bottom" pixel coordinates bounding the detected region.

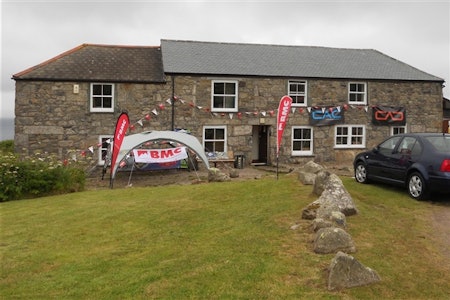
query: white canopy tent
[{"left": 109, "top": 131, "right": 210, "bottom": 187}]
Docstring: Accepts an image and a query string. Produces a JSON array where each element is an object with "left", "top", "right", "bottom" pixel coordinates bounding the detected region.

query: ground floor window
[
  {"left": 334, "top": 125, "right": 366, "bottom": 148},
  {"left": 203, "top": 126, "right": 227, "bottom": 157},
  {"left": 292, "top": 126, "right": 313, "bottom": 156},
  {"left": 98, "top": 135, "right": 113, "bottom": 165},
  {"left": 390, "top": 125, "right": 407, "bottom": 135}
]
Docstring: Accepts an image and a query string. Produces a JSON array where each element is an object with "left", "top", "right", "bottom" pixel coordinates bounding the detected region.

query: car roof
[{"left": 397, "top": 133, "right": 450, "bottom": 137}]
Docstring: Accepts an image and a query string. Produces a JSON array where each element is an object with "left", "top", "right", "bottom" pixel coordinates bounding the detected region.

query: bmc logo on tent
[{"left": 133, "top": 147, "right": 188, "bottom": 163}]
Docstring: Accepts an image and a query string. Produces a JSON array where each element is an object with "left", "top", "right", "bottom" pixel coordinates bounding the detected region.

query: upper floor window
[
  {"left": 348, "top": 82, "right": 367, "bottom": 105},
  {"left": 335, "top": 125, "right": 366, "bottom": 148},
  {"left": 292, "top": 126, "right": 313, "bottom": 156},
  {"left": 91, "top": 83, "right": 114, "bottom": 112},
  {"left": 288, "top": 80, "right": 307, "bottom": 107},
  {"left": 203, "top": 126, "right": 227, "bottom": 157},
  {"left": 211, "top": 80, "right": 238, "bottom": 112}
]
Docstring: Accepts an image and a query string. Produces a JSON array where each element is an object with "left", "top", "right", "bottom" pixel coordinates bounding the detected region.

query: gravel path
[{"left": 430, "top": 200, "right": 450, "bottom": 268}]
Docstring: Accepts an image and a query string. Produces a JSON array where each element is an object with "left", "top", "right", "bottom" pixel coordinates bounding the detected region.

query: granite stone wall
[{"left": 14, "top": 76, "right": 443, "bottom": 167}]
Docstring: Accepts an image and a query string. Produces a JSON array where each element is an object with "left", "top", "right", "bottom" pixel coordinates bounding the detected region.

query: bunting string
[{"left": 67, "top": 95, "right": 373, "bottom": 160}]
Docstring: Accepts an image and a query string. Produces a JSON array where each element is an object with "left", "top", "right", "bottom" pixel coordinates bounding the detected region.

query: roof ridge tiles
[{"left": 160, "top": 38, "right": 373, "bottom": 51}]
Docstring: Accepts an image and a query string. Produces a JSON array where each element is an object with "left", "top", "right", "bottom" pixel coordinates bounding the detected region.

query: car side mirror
[{"left": 372, "top": 147, "right": 379, "bottom": 153}]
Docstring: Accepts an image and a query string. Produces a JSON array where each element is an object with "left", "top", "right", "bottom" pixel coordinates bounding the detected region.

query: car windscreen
[{"left": 425, "top": 136, "right": 450, "bottom": 153}]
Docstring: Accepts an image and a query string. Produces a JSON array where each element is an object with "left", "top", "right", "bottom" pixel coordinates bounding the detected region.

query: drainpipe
[{"left": 171, "top": 75, "right": 175, "bottom": 131}]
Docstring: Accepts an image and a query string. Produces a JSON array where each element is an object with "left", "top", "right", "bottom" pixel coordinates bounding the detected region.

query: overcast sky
[{"left": 1, "top": 0, "right": 449, "bottom": 137}]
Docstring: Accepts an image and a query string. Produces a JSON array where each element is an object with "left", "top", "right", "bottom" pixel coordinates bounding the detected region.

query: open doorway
[{"left": 251, "top": 125, "right": 270, "bottom": 165}]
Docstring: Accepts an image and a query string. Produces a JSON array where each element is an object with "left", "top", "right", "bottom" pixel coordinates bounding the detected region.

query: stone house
[
  {"left": 13, "top": 39, "right": 445, "bottom": 168},
  {"left": 444, "top": 97, "right": 450, "bottom": 133}
]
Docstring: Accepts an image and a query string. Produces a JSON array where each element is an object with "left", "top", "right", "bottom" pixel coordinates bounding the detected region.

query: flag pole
[
  {"left": 276, "top": 154, "right": 279, "bottom": 180},
  {"left": 275, "top": 95, "right": 293, "bottom": 181}
]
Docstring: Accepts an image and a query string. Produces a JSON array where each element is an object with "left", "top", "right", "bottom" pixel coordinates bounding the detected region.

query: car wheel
[
  {"left": 407, "top": 172, "right": 428, "bottom": 200},
  {"left": 355, "top": 162, "right": 369, "bottom": 184}
]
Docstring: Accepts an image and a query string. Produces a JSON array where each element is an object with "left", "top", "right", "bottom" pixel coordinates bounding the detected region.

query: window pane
[
  {"left": 292, "top": 95, "right": 304, "bottom": 104},
  {"left": 213, "top": 96, "right": 224, "bottom": 108},
  {"left": 103, "top": 97, "right": 112, "bottom": 108},
  {"left": 289, "top": 83, "right": 296, "bottom": 92},
  {"left": 352, "top": 137, "right": 362, "bottom": 144},
  {"left": 93, "top": 97, "right": 102, "bottom": 107},
  {"left": 205, "top": 142, "right": 214, "bottom": 152},
  {"left": 205, "top": 129, "right": 214, "bottom": 139},
  {"left": 303, "top": 129, "right": 311, "bottom": 139},
  {"left": 303, "top": 141, "right": 311, "bottom": 150},
  {"left": 337, "top": 127, "right": 348, "bottom": 135},
  {"left": 215, "top": 129, "right": 225, "bottom": 139},
  {"left": 92, "top": 85, "right": 102, "bottom": 95},
  {"left": 103, "top": 85, "right": 112, "bottom": 95},
  {"left": 352, "top": 127, "right": 361, "bottom": 135},
  {"left": 224, "top": 96, "right": 235, "bottom": 108},
  {"left": 225, "top": 82, "right": 236, "bottom": 94},
  {"left": 214, "top": 82, "right": 224, "bottom": 94},
  {"left": 215, "top": 142, "right": 225, "bottom": 152}
]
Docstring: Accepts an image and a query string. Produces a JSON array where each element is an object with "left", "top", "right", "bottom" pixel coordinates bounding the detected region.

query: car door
[
  {"left": 388, "top": 137, "right": 419, "bottom": 182},
  {"left": 367, "top": 135, "right": 402, "bottom": 180}
]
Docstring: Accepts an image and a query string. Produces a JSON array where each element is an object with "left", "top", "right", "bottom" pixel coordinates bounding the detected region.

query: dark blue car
[{"left": 353, "top": 133, "right": 450, "bottom": 200}]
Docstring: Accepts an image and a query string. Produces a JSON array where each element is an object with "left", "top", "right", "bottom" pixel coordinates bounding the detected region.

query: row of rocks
[{"left": 298, "top": 161, "right": 381, "bottom": 291}]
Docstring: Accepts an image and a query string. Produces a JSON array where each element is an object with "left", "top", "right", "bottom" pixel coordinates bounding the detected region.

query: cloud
[{"left": 1, "top": 1, "right": 449, "bottom": 122}]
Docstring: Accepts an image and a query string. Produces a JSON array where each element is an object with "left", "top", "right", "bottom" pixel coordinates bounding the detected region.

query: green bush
[
  {"left": 0, "top": 151, "right": 86, "bottom": 201},
  {"left": 0, "top": 140, "right": 14, "bottom": 154}
]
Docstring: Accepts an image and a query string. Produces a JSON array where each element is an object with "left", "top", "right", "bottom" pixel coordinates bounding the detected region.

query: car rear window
[{"left": 425, "top": 136, "right": 450, "bottom": 153}]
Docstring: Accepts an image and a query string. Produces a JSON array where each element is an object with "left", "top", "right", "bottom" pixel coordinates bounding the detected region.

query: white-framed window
[
  {"left": 292, "top": 126, "right": 313, "bottom": 156},
  {"left": 288, "top": 80, "right": 307, "bottom": 107},
  {"left": 334, "top": 125, "right": 366, "bottom": 148},
  {"left": 348, "top": 82, "right": 367, "bottom": 105},
  {"left": 390, "top": 125, "right": 407, "bottom": 135},
  {"left": 203, "top": 126, "right": 227, "bottom": 157},
  {"left": 90, "top": 83, "right": 114, "bottom": 112},
  {"left": 211, "top": 80, "right": 238, "bottom": 112},
  {"left": 98, "top": 135, "right": 113, "bottom": 165}
]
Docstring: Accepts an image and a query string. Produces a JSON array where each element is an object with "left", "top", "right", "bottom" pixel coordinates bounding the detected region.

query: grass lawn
[{"left": 1, "top": 174, "right": 449, "bottom": 299}]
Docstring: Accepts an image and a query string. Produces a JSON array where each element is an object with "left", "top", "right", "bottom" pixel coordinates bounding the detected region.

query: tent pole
[{"left": 127, "top": 162, "right": 135, "bottom": 187}]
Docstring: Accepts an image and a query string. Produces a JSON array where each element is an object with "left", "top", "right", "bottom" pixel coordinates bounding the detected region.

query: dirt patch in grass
[{"left": 86, "top": 165, "right": 276, "bottom": 190}]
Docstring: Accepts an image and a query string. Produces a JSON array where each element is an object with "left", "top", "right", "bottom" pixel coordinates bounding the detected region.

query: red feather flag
[{"left": 110, "top": 112, "right": 130, "bottom": 187}]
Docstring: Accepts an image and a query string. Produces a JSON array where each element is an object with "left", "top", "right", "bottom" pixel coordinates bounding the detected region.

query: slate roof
[
  {"left": 161, "top": 39, "right": 444, "bottom": 82},
  {"left": 13, "top": 44, "right": 165, "bottom": 83}
]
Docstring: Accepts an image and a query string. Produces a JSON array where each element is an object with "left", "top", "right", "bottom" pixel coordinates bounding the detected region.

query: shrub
[
  {"left": 0, "top": 151, "right": 86, "bottom": 202},
  {"left": 0, "top": 140, "right": 14, "bottom": 154}
]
